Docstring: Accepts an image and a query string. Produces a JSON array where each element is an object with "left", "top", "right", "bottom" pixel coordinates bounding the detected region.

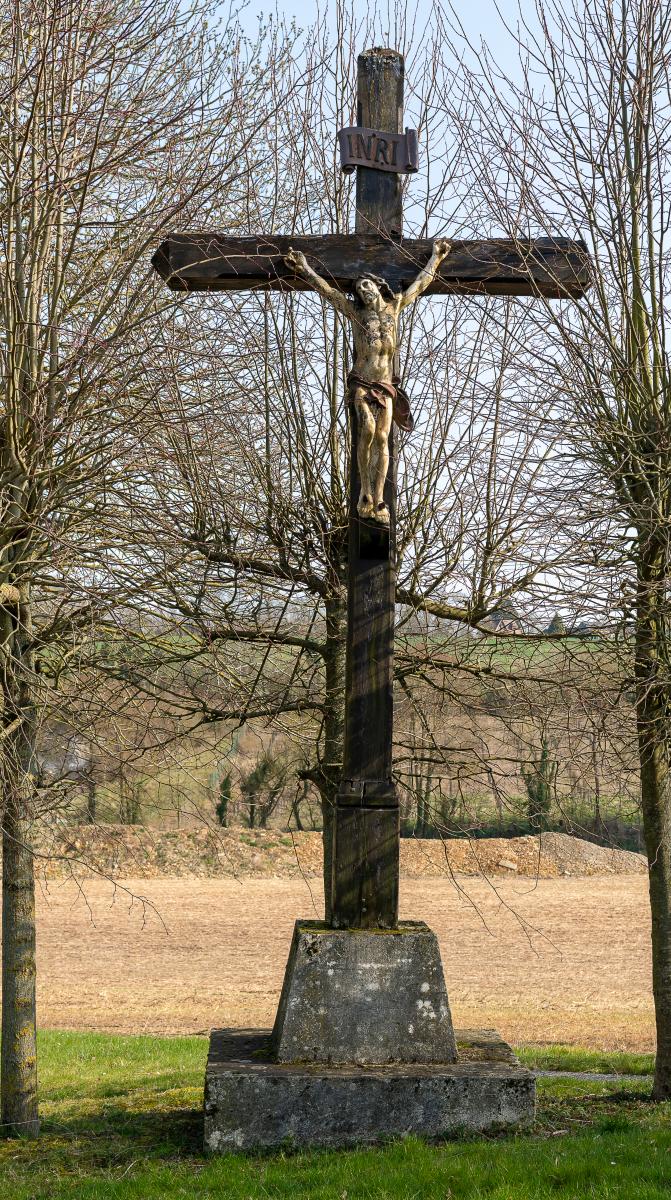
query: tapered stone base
[
  {"left": 204, "top": 1028, "right": 536, "bottom": 1151},
  {"left": 271, "top": 920, "right": 457, "bottom": 1064}
]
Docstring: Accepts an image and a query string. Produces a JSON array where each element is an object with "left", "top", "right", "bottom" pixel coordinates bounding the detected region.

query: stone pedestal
[
  {"left": 203, "top": 920, "right": 536, "bottom": 1150},
  {"left": 204, "top": 1028, "right": 536, "bottom": 1151},
  {"left": 271, "top": 920, "right": 457, "bottom": 1064}
]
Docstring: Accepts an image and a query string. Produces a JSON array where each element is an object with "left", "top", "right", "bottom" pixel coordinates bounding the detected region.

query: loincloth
[{"left": 346, "top": 372, "right": 414, "bottom": 433}]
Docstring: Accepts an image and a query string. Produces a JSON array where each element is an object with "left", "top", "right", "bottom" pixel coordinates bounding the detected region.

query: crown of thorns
[{"left": 351, "top": 273, "right": 397, "bottom": 302}]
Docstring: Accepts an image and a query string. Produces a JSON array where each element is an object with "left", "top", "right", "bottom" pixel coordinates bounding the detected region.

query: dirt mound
[
  {"left": 35, "top": 824, "right": 646, "bottom": 881},
  {"left": 399, "top": 831, "right": 645, "bottom": 878}
]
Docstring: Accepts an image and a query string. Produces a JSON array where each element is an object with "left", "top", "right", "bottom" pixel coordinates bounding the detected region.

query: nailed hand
[{"left": 285, "top": 247, "right": 308, "bottom": 273}]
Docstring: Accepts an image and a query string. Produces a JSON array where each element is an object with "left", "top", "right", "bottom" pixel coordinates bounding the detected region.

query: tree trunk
[
  {"left": 85, "top": 777, "right": 96, "bottom": 824},
  {"left": 591, "top": 734, "right": 603, "bottom": 834},
  {"left": 290, "top": 781, "right": 307, "bottom": 831},
  {"left": 320, "top": 597, "right": 346, "bottom": 922},
  {"left": 635, "top": 554, "right": 671, "bottom": 1101},
  {"left": 1, "top": 683, "right": 39, "bottom": 1136}
]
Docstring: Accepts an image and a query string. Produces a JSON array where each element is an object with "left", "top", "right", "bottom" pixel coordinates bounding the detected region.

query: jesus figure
[{"left": 285, "top": 239, "right": 451, "bottom": 524}]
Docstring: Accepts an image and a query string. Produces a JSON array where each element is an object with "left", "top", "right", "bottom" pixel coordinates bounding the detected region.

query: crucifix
[{"left": 152, "top": 48, "right": 590, "bottom": 934}]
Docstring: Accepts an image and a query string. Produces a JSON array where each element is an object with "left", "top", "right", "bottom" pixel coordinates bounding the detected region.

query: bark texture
[
  {"left": 635, "top": 552, "right": 671, "bottom": 1100},
  {"left": 1, "top": 650, "right": 39, "bottom": 1136}
]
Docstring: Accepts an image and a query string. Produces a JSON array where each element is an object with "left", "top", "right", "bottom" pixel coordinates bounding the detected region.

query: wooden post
[{"left": 330, "top": 50, "right": 403, "bottom": 929}]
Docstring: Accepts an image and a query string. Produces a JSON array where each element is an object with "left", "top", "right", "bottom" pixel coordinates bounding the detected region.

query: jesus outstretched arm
[
  {"left": 285, "top": 249, "right": 356, "bottom": 320},
  {"left": 398, "top": 238, "right": 451, "bottom": 309}
]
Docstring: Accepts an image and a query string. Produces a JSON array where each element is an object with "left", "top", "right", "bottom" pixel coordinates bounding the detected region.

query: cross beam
[{"left": 152, "top": 233, "right": 591, "bottom": 299}]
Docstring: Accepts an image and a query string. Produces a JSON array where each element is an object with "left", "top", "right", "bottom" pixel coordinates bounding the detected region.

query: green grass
[
  {"left": 518, "top": 1045, "right": 655, "bottom": 1076},
  {"left": 0, "top": 1031, "right": 667, "bottom": 1199}
]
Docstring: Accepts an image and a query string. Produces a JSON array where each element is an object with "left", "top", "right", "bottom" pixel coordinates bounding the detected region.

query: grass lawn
[
  {"left": 0, "top": 1031, "right": 668, "bottom": 1199},
  {"left": 518, "top": 1045, "right": 655, "bottom": 1076}
]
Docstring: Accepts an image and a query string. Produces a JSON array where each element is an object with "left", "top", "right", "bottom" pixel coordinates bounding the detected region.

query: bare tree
[
  {"left": 436, "top": 0, "right": 671, "bottom": 1098},
  {"left": 0, "top": 0, "right": 295, "bottom": 1135}
]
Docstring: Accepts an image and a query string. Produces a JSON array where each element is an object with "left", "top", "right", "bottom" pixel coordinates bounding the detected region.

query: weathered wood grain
[
  {"left": 151, "top": 232, "right": 591, "bottom": 299},
  {"left": 330, "top": 806, "right": 400, "bottom": 929},
  {"left": 355, "top": 49, "right": 404, "bottom": 236},
  {"left": 337, "top": 778, "right": 399, "bottom": 808},
  {"left": 341, "top": 445, "right": 397, "bottom": 789}
]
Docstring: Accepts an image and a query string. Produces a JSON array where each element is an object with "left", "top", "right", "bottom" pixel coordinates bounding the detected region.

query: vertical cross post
[{"left": 330, "top": 49, "right": 404, "bottom": 929}]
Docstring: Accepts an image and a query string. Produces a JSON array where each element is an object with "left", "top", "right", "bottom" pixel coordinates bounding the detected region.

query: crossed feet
[{"left": 357, "top": 494, "right": 390, "bottom": 525}]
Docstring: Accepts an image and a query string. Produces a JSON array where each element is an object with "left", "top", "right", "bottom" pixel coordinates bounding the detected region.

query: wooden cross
[{"left": 152, "top": 49, "right": 590, "bottom": 932}]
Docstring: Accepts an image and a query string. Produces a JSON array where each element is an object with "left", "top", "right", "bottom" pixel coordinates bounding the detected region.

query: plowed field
[{"left": 35, "top": 873, "right": 653, "bottom": 1050}]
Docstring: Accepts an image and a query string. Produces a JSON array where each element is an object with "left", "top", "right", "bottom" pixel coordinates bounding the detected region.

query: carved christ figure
[{"left": 284, "top": 239, "right": 452, "bottom": 524}]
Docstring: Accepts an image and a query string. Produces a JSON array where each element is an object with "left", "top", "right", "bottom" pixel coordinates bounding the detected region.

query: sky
[
  {"left": 224, "top": 0, "right": 534, "bottom": 243},
  {"left": 234, "top": 0, "right": 525, "bottom": 75}
]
